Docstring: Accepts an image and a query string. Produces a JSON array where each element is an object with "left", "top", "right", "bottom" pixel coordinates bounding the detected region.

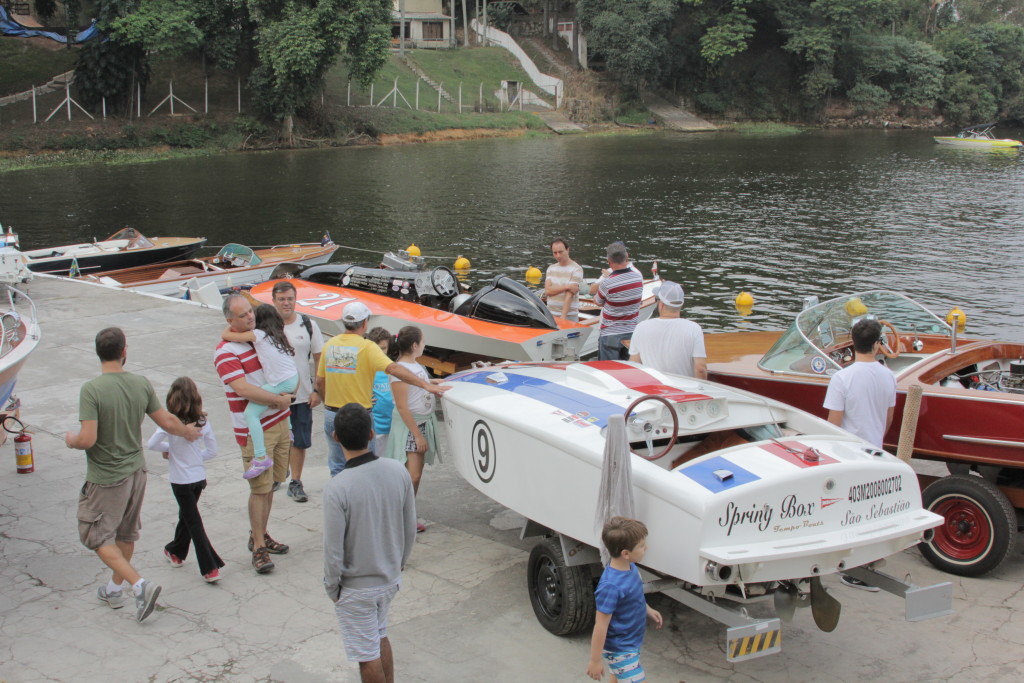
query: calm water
[{"left": 3, "top": 129, "right": 1023, "bottom": 340}]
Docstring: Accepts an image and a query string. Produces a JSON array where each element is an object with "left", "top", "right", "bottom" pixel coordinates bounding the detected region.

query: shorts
[
  {"left": 77, "top": 467, "right": 148, "bottom": 550},
  {"left": 334, "top": 582, "right": 400, "bottom": 662},
  {"left": 603, "top": 651, "right": 646, "bottom": 682},
  {"left": 289, "top": 401, "right": 313, "bottom": 450},
  {"left": 404, "top": 422, "right": 427, "bottom": 453},
  {"left": 241, "top": 419, "right": 291, "bottom": 494}
]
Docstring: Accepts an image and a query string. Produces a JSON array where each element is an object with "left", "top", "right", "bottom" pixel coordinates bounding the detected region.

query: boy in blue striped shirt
[{"left": 587, "top": 517, "right": 663, "bottom": 681}]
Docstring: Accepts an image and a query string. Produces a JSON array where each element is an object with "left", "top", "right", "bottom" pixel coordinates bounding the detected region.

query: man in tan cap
[
  {"left": 316, "top": 301, "right": 449, "bottom": 476},
  {"left": 628, "top": 281, "right": 707, "bottom": 378}
]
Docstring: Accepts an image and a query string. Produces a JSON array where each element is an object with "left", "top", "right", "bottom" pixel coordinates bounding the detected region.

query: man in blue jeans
[
  {"left": 315, "top": 302, "right": 449, "bottom": 477},
  {"left": 589, "top": 242, "right": 643, "bottom": 361}
]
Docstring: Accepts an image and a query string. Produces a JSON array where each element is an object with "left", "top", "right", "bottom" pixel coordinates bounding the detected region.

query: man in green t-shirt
[{"left": 65, "top": 327, "right": 202, "bottom": 623}]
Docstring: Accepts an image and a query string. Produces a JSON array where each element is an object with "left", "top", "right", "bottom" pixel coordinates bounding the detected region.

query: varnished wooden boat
[
  {"left": 705, "top": 290, "right": 1024, "bottom": 576},
  {"left": 19, "top": 227, "right": 206, "bottom": 275},
  {"left": 84, "top": 241, "right": 338, "bottom": 297}
]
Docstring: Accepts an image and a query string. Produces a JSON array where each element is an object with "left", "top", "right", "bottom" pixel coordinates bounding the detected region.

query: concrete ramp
[
  {"left": 643, "top": 92, "right": 716, "bottom": 132},
  {"left": 536, "top": 111, "right": 585, "bottom": 134}
]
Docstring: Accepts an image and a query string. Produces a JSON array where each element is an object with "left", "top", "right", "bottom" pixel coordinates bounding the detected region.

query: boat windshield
[
  {"left": 758, "top": 290, "right": 951, "bottom": 377},
  {"left": 108, "top": 227, "right": 154, "bottom": 249},
  {"left": 216, "top": 243, "right": 261, "bottom": 267}
]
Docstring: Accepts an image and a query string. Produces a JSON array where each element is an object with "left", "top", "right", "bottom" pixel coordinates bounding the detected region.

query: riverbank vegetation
[
  {"left": 4, "top": 0, "right": 1024, "bottom": 163},
  {"left": 572, "top": 0, "right": 1024, "bottom": 126}
]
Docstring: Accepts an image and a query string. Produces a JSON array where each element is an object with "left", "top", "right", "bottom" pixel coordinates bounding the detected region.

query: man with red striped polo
[
  {"left": 589, "top": 242, "right": 643, "bottom": 361},
  {"left": 215, "top": 294, "right": 294, "bottom": 574}
]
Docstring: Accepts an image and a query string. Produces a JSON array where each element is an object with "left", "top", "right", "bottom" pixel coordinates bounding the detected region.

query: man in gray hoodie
[{"left": 323, "top": 403, "right": 416, "bottom": 683}]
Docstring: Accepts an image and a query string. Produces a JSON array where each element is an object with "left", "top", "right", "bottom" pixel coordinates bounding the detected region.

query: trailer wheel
[
  {"left": 918, "top": 474, "right": 1017, "bottom": 577},
  {"left": 527, "top": 537, "right": 595, "bottom": 636}
]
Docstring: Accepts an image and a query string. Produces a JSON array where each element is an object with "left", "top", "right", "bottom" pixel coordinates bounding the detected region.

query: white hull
[
  {"left": 101, "top": 252, "right": 334, "bottom": 297},
  {"left": 442, "top": 361, "right": 941, "bottom": 587}
]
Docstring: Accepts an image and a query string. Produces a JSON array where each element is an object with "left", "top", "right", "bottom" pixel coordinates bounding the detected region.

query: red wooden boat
[{"left": 705, "top": 290, "right": 1024, "bottom": 577}]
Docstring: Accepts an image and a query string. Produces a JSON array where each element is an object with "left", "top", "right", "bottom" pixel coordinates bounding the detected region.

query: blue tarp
[{"left": 1, "top": 6, "right": 100, "bottom": 44}]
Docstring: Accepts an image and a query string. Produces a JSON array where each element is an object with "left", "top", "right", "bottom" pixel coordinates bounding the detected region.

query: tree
[
  {"left": 577, "top": 0, "right": 679, "bottom": 86},
  {"left": 246, "top": 0, "right": 391, "bottom": 142},
  {"left": 73, "top": 1, "right": 150, "bottom": 115}
]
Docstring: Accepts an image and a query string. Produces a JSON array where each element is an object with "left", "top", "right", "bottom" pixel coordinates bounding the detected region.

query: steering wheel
[
  {"left": 879, "top": 319, "right": 903, "bottom": 359},
  {"left": 624, "top": 395, "right": 679, "bottom": 461},
  {"left": 429, "top": 266, "right": 459, "bottom": 298}
]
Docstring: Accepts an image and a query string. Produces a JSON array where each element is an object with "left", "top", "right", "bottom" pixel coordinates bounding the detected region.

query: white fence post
[
  {"left": 32, "top": 86, "right": 37, "bottom": 124},
  {"left": 416, "top": 79, "right": 419, "bottom": 110},
  {"left": 438, "top": 82, "right": 442, "bottom": 113}
]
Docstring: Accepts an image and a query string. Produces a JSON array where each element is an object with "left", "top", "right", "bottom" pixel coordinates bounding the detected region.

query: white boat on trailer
[{"left": 440, "top": 360, "right": 953, "bottom": 661}]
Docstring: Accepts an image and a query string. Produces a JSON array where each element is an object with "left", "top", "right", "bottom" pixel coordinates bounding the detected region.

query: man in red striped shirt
[
  {"left": 589, "top": 243, "right": 643, "bottom": 361},
  {"left": 215, "top": 294, "right": 295, "bottom": 574}
]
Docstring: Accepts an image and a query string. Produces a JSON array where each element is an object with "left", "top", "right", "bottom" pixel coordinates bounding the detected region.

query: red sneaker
[
  {"left": 164, "top": 549, "right": 184, "bottom": 567},
  {"left": 203, "top": 569, "right": 221, "bottom": 583}
]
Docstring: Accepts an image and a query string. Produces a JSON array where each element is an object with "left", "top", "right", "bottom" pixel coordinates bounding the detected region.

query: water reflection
[{"left": 3, "top": 130, "right": 1021, "bottom": 340}]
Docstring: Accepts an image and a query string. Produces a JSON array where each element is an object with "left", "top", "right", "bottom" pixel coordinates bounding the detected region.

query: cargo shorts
[{"left": 77, "top": 467, "right": 148, "bottom": 550}]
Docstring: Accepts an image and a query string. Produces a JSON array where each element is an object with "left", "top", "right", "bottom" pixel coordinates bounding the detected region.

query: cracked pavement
[{"left": 1, "top": 278, "right": 1021, "bottom": 682}]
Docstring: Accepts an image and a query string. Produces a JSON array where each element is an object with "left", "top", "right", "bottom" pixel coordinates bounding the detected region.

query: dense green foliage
[
  {"left": 69, "top": 0, "right": 391, "bottom": 125},
  {"left": 575, "top": 0, "right": 1024, "bottom": 124}
]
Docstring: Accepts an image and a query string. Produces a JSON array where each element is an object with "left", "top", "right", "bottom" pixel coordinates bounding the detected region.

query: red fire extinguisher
[
  {"left": 3, "top": 413, "right": 31, "bottom": 473},
  {"left": 15, "top": 431, "right": 33, "bottom": 473}
]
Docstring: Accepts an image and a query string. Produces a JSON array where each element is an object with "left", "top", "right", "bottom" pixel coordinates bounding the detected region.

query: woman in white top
[
  {"left": 147, "top": 377, "right": 223, "bottom": 582},
  {"left": 385, "top": 326, "right": 445, "bottom": 530},
  {"left": 222, "top": 304, "right": 298, "bottom": 479}
]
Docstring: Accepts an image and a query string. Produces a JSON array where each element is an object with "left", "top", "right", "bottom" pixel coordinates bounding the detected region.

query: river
[{"left": 3, "top": 129, "right": 1022, "bottom": 340}]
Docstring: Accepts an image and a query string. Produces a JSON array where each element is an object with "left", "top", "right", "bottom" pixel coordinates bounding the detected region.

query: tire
[
  {"left": 527, "top": 537, "right": 596, "bottom": 636},
  {"left": 918, "top": 474, "right": 1018, "bottom": 577}
]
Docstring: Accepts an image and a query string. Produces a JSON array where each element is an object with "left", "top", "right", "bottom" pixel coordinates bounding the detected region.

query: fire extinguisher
[
  {"left": 3, "top": 414, "right": 31, "bottom": 473},
  {"left": 15, "top": 431, "right": 33, "bottom": 473}
]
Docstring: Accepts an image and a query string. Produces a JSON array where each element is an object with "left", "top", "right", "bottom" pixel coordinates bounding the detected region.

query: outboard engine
[
  {"left": 453, "top": 276, "right": 559, "bottom": 329},
  {"left": 1004, "top": 360, "right": 1024, "bottom": 394}
]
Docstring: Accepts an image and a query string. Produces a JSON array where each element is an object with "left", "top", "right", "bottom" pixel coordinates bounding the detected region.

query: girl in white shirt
[
  {"left": 222, "top": 304, "right": 298, "bottom": 479},
  {"left": 385, "top": 326, "right": 445, "bottom": 528},
  {"left": 147, "top": 377, "right": 224, "bottom": 582}
]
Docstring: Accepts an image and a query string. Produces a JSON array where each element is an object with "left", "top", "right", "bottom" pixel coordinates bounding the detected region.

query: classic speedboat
[
  {"left": 441, "top": 360, "right": 951, "bottom": 660},
  {"left": 15, "top": 227, "right": 207, "bottom": 275},
  {"left": 933, "top": 123, "right": 1022, "bottom": 149},
  {"left": 706, "top": 290, "right": 1024, "bottom": 576},
  {"left": 82, "top": 241, "right": 338, "bottom": 297},
  {"left": 248, "top": 252, "right": 660, "bottom": 372}
]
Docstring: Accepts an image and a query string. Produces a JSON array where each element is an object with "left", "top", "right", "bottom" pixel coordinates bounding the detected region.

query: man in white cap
[
  {"left": 316, "top": 301, "right": 449, "bottom": 477},
  {"left": 628, "top": 281, "right": 707, "bottom": 378}
]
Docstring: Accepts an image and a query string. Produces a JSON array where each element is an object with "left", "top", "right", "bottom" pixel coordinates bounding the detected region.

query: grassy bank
[{"left": 0, "top": 44, "right": 557, "bottom": 171}]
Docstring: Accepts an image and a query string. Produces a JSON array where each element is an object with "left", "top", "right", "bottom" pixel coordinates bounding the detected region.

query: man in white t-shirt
[
  {"left": 628, "top": 281, "right": 707, "bottom": 379},
  {"left": 823, "top": 317, "right": 897, "bottom": 591},
  {"left": 272, "top": 280, "right": 325, "bottom": 503},
  {"left": 544, "top": 237, "right": 586, "bottom": 322}
]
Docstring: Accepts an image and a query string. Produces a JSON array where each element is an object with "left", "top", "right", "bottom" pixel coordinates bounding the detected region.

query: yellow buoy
[
  {"left": 453, "top": 256, "right": 471, "bottom": 271},
  {"left": 844, "top": 297, "right": 868, "bottom": 317},
  {"left": 735, "top": 291, "right": 754, "bottom": 308},
  {"left": 406, "top": 243, "right": 421, "bottom": 257},
  {"left": 946, "top": 306, "right": 967, "bottom": 332},
  {"left": 525, "top": 266, "right": 542, "bottom": 283},
  {"left": 735, "top": 304, "right": 754, "bottom": 317}
]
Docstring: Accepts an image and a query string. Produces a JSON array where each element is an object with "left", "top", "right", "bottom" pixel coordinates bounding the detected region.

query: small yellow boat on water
[{"left": 934, "top": 123, "right": 1022, "bottom": 149}]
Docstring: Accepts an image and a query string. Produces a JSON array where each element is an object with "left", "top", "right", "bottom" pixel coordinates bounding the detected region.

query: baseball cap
[
  {"left": 654, "top": 281, "right": 685, "bottom": 308},
  {"left": 341, "top": 301, "right": 371, "bottom": 323}
]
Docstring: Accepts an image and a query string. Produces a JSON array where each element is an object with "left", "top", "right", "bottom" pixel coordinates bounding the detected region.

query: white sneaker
[
  {"left": 135, "top": 579, "right": 162, "bottom": 622},
  {"left": 97, "top": 585, "right": 124, "bottom": 609}
]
